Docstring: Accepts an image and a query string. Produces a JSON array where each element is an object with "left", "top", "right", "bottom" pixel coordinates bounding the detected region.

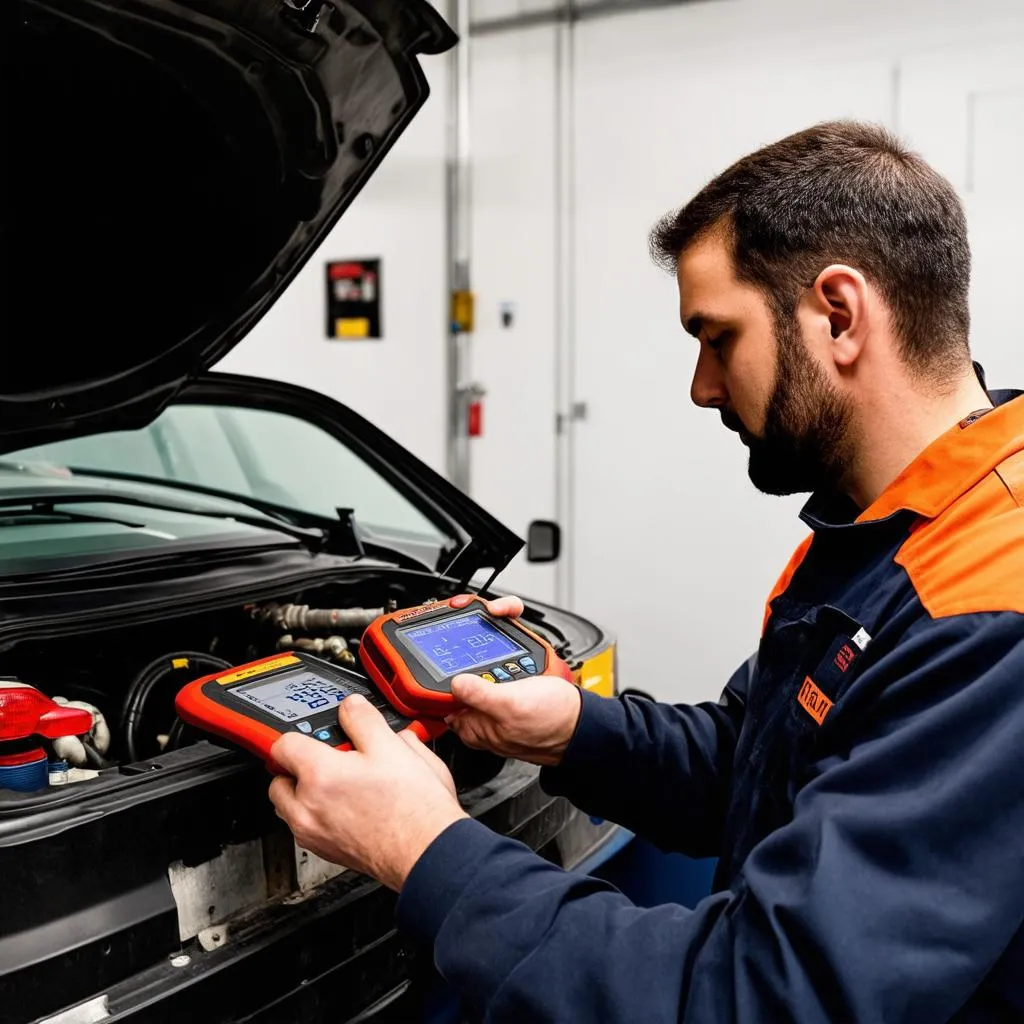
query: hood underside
[{"left": 5, "top": 0, "right": 455, "bottom": 453}]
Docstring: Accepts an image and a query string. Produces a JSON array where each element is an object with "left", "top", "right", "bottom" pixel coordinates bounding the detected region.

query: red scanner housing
[
  {"left": 359, "top": 596, "right": 573, "bottom": 719},
  {"left": 175, "top": 653, "right": 446, "bottom": 772}
]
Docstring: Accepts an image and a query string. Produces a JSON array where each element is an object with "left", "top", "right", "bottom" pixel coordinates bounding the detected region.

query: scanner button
[
  {"left": 316, "top": 729, "right": 333, "bottom": 742},
  {"left": 480, "top": 673, "right": 496, "bottom": 683},
  {"left": 296, "top": 722, "right": 313, "bottom": 734},
  {"left": 492, "top": 667, "right": 512, "bottom": 681},
  {"left": 504, "top": 662, "right": 523, "bottom": 675},
  {"left": 519, "top": 657, "right": 538, "bottom": 674}
]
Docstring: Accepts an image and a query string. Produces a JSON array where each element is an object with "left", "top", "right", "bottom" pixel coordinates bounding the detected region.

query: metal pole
[
  {"left": 554, "top": 4, "right": 577, "bottom": 608},
  {"left": 445, "top": 0, "right": 478, "bottom": 493}
]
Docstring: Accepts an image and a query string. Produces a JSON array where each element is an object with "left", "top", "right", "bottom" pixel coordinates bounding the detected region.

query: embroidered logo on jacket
[
  {"left": 797, "top": 677, "right": 833, "bottom": 725},
  {"left": 833, "top": 643, "right": 856, "bottom": 673}
]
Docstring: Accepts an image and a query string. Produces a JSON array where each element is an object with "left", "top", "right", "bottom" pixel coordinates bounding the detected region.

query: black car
[{"left": 4, "top": 2, "right": 621, "bottom": 1020}]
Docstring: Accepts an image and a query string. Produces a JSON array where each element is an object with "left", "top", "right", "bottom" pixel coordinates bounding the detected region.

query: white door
[{"left": 468, "top": 26, "right": 562, "bottom": 604}]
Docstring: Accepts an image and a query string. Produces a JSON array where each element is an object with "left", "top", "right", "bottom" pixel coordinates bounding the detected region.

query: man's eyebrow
[{"left": 682, "top": 312, "right": 726, "bottom": 338}]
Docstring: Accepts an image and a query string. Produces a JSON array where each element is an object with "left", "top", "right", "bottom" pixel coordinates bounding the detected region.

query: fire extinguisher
[{"left": 465, "top": 382, "right": 486, "bottom": 439}]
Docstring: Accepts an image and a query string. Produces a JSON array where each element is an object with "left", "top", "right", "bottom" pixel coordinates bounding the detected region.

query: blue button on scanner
[
  {"left": 316, "top": 730, "right": 333, "bottom": 741},
  {"left": 519, "top": 657, "right": 538, "bottom": 674},
  {"left": 492, "top": 667, "right": 512, "bottom": 681}
]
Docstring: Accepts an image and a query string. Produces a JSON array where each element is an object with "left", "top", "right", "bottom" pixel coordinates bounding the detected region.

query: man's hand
[
  {"left": 268, "top": 694, "right": 468, "bottom": 892},
  {"left": 446, "top": 593, "right": 583, "bottom": 767}
]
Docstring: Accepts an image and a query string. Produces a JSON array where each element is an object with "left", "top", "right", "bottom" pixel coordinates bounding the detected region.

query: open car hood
[{"left": 5, "top": 0, "right": 455, "bottom": 452}]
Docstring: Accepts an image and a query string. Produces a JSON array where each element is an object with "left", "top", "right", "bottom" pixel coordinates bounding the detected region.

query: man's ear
[{"left": 811, "top": 264, "right": 870, "bottom": 370}]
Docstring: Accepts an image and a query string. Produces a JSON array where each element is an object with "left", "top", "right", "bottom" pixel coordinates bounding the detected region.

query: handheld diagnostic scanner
[
  {"left": 175, "top": 652, "right": 446, "bottom": 770},
  {"left": 359, "top": 596, "right": 573, "bottom": 718}
]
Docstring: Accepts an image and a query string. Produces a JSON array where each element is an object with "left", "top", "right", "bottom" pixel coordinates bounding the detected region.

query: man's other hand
[
  {"left": 268, "top": 695, "right": 467, "bottom": 892},
  {"left": 446, "top": 675, "right": 582, "bottom": 766},
  {"left": 447, "top": 593, "right": 583, "bottom": 766}
]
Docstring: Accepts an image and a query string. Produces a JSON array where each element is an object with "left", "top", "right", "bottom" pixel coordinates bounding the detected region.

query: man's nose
[{"left": 690, "top": 348, "right": 728, "bottom": 409}]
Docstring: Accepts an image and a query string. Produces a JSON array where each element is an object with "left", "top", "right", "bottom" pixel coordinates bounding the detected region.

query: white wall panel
[{"left": 467, "top": 27, "right": 561, "bottom": 602}]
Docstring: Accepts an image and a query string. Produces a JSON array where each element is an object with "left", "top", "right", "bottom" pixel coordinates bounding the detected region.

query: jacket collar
[{"left": 800, "top": 388, "right": 1024, "bottom": 531}]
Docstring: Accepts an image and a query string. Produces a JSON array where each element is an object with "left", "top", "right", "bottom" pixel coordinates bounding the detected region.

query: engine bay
[
  {"left": 0, "top": 574, "right": 559, "bottom": 795},
  {"left": 0, "top": 571, "right": 610, "bottom": 1023}
]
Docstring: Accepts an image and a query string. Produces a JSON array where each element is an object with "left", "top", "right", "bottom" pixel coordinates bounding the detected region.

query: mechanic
[{"left": 268, "top": 121, "right": 1024, "bottom": 1022}]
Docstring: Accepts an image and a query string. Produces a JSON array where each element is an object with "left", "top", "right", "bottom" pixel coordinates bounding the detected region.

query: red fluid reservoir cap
[{"left": 0, "top": 685, "right": 93, "bottom": 741}]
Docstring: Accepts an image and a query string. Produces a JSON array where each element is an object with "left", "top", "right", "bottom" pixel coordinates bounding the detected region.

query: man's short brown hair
[{"left": 649, "top": 121, "right": 971, "bottom": 375}]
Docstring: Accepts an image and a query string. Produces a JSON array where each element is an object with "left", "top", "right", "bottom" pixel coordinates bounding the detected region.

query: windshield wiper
[
  {"left": 0, "top": 491, "right": 327, "bottom": 548},
  {"left": 0, "top": 506, "right": 141, "bottom": 529},
  {"left": 62, "top": 466, "right": 364, "bottom": 548},
  {"left": 8, "top": 468, "right": 435, "bottom": 571}
]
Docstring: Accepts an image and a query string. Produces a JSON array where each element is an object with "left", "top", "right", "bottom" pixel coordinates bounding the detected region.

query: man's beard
[{"left": 728, "top": 317, "right": 854, "bottom": 497}]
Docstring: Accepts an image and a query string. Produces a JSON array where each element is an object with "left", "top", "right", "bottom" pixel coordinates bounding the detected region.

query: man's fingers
[
  {"left": 447, "top": 713, "right": 493, "bottom": 752},
  {"left": 487, "top": 595, "right": 525, "bottom": 617},
  {"left": 337, "top": 694, "right": 397, "bottom": 755},
  {"left": 268, "top": 774, "right": 300, "bottom": 820},
  {"left": 450, "top": 674, "right": 510, "bottom": 713},
  {"left": 448, "top": 593, "right": 525, "bottom": 618},
  {"left": 451, "top": 674, "right": 529, "bottom": 714},
  {"left": 398, "top": 730, "right": 456, "bottom": 788},
  {"left": 446, "top": 713, "right": 476, "bottom": 745},
  {"left": 270, "top": 732, "right": 327, "bottom": 778}
]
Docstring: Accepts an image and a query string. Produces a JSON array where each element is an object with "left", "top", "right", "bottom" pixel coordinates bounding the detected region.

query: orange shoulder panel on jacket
[
  {"left": 897, "top": 449, "right": 1024, "bottom": 619},
  {"left": 762, "top": 534, "right": 814, "bottom": 634}
]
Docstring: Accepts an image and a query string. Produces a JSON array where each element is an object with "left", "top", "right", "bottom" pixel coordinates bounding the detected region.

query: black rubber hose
[
  {"left": 121, "top": 652, "right": 231, "bottom": 762},
  {"left": 166, "top": 718, "right": 187, "bottom": 751},
  {"left": 82, "top": 740, "right": 114, "bottom": 770}
]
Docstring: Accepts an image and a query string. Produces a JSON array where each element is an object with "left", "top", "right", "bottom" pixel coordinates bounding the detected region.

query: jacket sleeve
[
  {"left": 535, "top": 653, "right": 753, "bottom": 858},
  {"left": 395, "top": 612, "right": 1024, "bottom": 1024}
]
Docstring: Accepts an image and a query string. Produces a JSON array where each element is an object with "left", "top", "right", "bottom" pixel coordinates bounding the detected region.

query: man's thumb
[{"left": 450, "top": 674, "right": 503, "bottom": 711}]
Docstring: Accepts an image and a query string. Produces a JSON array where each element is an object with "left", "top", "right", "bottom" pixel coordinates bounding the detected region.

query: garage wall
[
  {"left": 467, "top": 0, "right": 1024, "bottom": 704},
  {"left": 216, "top": 58, "right": 451, "bottom": 474},
  {"left": 465, "top": 25, "right": 562, "bottom": 603}
]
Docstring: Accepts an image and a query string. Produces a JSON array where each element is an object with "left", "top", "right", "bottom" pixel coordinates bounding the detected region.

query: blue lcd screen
[
  {"left": 401, "top": 613, "right": 526, "bottom": 678},
  {"left": 235, "top": 671, "right": 350, "bottom": 723}
]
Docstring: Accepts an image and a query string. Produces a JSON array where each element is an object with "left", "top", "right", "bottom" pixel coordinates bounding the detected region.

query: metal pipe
[
  {"left": 454, "top": 0, "right": 471, "bottom": 273},
  {"left": 446, "top": 0, "right": 474, "bottom": 492},
  {"left": 257, "top": 603, "right": 383, "bottom": 631},
  {"left": 277, "top": 634, "right": 356, "bottom": 664},
  {"left": 470, "top": 0, "right": 703, "bottom": 37},
  {"left": 553, "top": 7, "right": 576, "bottom": 608}
]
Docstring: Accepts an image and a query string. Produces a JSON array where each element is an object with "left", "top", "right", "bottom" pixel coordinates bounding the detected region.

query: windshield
[
  {"left": 7, "top": 404, "right": 449, "bottom": 557},
  {"left": 0, "top": 489, "right": 301, "bottom": 576}
]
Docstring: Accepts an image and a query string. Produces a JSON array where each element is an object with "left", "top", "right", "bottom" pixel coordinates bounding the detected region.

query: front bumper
[{"left": 32, "top": 761, "right": 621, "bottom": 1024}]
